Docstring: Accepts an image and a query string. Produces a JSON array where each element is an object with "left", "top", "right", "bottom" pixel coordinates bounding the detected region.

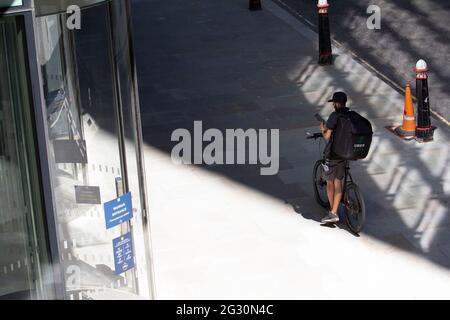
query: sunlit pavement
[
  {"left": 276, "top": 0, "right": 450, "bottom": 121},
  {"left": 133, "top": 0, "right": 450, "bottom": 299}
]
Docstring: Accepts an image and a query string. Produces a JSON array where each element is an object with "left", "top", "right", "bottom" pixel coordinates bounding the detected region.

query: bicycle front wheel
[
  {"left": 313, "top": 160, "right": 329, "bottom": 209},
  {"left": 343, "top": 183, "right": 366, "bottom": 234}
]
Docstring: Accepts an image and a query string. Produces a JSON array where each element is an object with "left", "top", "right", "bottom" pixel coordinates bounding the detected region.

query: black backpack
[{"left": 330, "top": 111, "right": 373, "bottom": 160}]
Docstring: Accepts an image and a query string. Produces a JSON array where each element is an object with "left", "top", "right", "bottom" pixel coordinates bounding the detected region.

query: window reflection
[
  {"left": 0, "top": 15, "right": 53, "bottom": 300},
  {"left": 35, "top": 2, "right": 150, "bottom": 299}
]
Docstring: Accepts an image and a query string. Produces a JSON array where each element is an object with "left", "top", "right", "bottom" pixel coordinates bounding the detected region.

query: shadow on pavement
[
  {"left": 127, "top": 0, "right": 449, "bottom": 269},
  {"left": 277, "top": 0, "right": 450, "bottom": 120},
  {"left": 75, "top": 0, "right": 449, "bottom": 273}
]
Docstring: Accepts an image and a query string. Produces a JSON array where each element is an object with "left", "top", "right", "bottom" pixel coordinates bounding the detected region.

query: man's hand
[
  {"left": 320, "top": 121, "right": 326, "bottom": 133},
  {"left": 320, "top": 122, "right": 332, "bottom": 141}
]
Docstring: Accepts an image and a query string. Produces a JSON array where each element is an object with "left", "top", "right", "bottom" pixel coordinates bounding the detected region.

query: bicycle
[{"left": 306, "top": 132, "right": 366, "bottom": 234}]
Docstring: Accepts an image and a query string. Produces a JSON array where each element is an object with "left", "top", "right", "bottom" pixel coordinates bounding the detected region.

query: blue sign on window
[
  {"left": 104, "top": 192, "right": 133, "bottom": 229},
  {"left": 112, "top": 232, "right": 135, "bottom": 275}
]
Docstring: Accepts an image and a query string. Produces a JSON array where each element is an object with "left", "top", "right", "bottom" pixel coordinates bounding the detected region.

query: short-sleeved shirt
[{"left": 324, "top": 107, "right": 350, "bottom": 159}]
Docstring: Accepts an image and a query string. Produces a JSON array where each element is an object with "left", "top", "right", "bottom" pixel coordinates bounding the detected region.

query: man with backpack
[
  {"left": 319, "top": 92, "right": 349, "bottom": 224},
  {"left": 319, "top": 91, "right": 373, "bottom": 224}
]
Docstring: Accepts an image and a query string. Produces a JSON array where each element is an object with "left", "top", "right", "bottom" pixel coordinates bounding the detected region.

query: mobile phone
[{"left": 314, "top": 113, "right": 325, "bottom": 123}]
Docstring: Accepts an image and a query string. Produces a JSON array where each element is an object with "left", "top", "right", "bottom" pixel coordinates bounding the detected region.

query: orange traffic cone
[{"left": 395, "top": 84, "right": 416, "bottom": 139}]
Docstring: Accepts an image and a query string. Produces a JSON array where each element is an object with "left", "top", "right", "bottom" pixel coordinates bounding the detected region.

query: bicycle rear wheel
[
  {"left": 313, "top": 160, "right": 329, "bottom": 209},
  {"left": 343, "top": 183, "right": 366, "bottom": 234}
]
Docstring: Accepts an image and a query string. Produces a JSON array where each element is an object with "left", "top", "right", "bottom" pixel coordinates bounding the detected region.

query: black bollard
[
  {"left": 318, "top": 0, "right": 333, "bottom": 65},
  {"left": 249, "top": 0, "right": 262, "bottom": 11},
  {"left": 415, "top": 59, "right": 436, "bottom": 142}
]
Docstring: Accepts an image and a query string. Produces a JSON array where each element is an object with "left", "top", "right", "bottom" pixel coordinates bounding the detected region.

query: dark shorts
[{"left": 322, "top": 160, "right": 346, "bottom": 181}]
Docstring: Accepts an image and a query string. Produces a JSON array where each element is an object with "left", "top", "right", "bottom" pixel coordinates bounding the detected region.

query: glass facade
[
  {"left": 0, "top": 14, "right": 54, "bottom": 300},
  {"left": 0, "top": 0, "right": 154, "bottom": 300}
]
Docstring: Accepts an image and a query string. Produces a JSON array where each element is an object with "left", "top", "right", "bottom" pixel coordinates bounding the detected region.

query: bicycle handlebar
[{"left": 306, "top": 132, "right": 323, "bottom": 140}]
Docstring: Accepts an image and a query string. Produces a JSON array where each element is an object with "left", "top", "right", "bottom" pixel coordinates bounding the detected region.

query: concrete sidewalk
[{"left": 132, "top": 0, "right": 450, "bottom": 299}]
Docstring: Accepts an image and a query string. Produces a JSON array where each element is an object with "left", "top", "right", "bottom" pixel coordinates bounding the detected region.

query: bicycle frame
[
  {"left": 342, "top": 161, "right": 354, "bottom": 203},
  {"left": 308, "top": 131, "right": 354, "bottom": 203},
  {"left": 308, "top": 131, "right": 365, "bottom": 233}
]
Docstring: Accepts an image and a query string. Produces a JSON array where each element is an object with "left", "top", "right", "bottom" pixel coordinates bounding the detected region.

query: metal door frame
[
  {"left": 23, "top": 9, "right": 65, "bottom": 300},
  {"left": 0, "top": 3, "right": 64, "bottom": 300},
  {"left": 106, "top": 0, "right": 155, "bottom": 299}
]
